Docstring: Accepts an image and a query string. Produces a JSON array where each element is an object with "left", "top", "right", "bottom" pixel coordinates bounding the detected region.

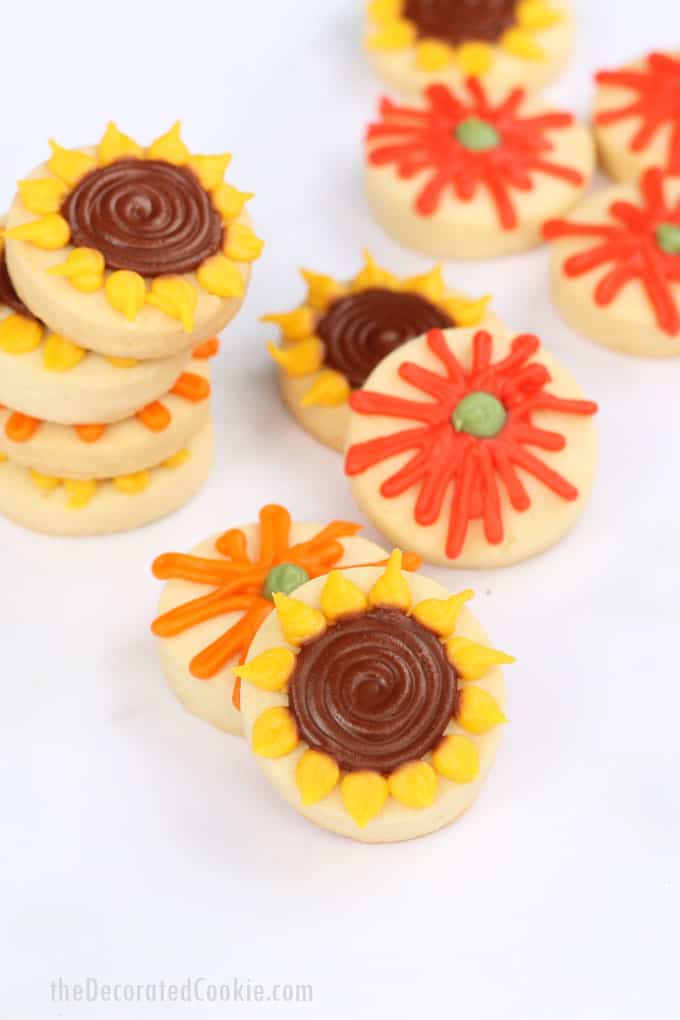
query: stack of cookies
[{"left": 0, "top": 123, "right": 263, "bottom": 536}]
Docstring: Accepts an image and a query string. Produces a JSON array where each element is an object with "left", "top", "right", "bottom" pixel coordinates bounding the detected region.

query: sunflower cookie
[
  {"left": 364, "top": 0, "right": 573, "bottom": 102},
  {"left": 239, "top": 551, "right": 514, "bottom": 843},
  {"left": 365, "top": 79, "right": 594, "bottom": 258},
  {"left": 593, "top": 52, "right": 680, "bottom": 184},
  {"left": 345, "top": 327, "right": 598, "bottom": 567},
  {"left": 5, "top": 123, "right": 264, "bottom": 358},
  {"left": 544, "top": 169, "right": 680, "bottom": 357},
  {"left": 0, "top": 421, "right": 213, "bottom": 538},
  {"left": 151, "top": 504, "right": 421, "bottom": 735},
  {"left": 264, "top": 252, "right": 499, "bottom": 451}
]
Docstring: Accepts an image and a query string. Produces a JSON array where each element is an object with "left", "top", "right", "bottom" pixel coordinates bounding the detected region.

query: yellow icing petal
[
  {"left": 412, "top": 591, "right": 474, "bottom": 639},
  {"left": 367, "top": 549, "right": 411, "bottom": 611},
  {"left": 48, "top": 247, "right": 105, "bottom": 293},
  {"left": 388, "top": 761, "right": 438, "bottom": 809},
  {"left": 321, "top": 570, "right": 368, "bottom": 623},
  {"left": 273, "top": 592, "right": 326, "bottom": 647},
  {"left": 416, "top": 40, "right": 454, "bottom": 70},
  {"left": 29, "top": 469, "right": 60, "bottom": 492},
  {"left": 197, "top": 254, "right": 245, "bottom": 298},
  {"left": 223, "top": 223, "right": 264, "bottom": 263},
  {"left": 366, "top": 18, "right": 416, "bottom": 52},
  {"left": 455, "top": 41, "right": 494, "bottom": 75},
  {"left": 353, "top": 251, "right": 397, "bottom": 292},
  {"left": 251, "top": 706, "right": 299, "bottom": 759},
  {"left": 446, "top": 636, "right": 515, "bottom": 681},
  {"left": 261, "top": 306, "right": 315, "bottom": 341},
  {"left": 64, "top": 478, "right": 97, "bottom": 509},
  {"left": 341, "top": 771, "right": 389, "bottom": 828},
  {"left": 0, "top": 452, "right": 7, "bottom": 464},
  {"left": 368, "top": 0, "right": 401, "bottom": 22},
  {"left": 456, "top": 686, "right": 507, "bottom": 735},
  {"left": 516, "top": 0, "right": 562, "bottom": 30},
  {"left": 162, "top": 448, "right": 190, "bottom": 469},
  {"left": 114, "top": 470, "right": 151, "bottom": 494},
  {"left": 432, "top": 734, "right": 480, "bottom": 783},
  {"left": 301, "top": 369, "right": 350, "bottom": 408},
  {"left": 401, "top": 265, "right": 447, "bottom": 302},
  {"left": 107, "top": 355, "right": 138, "bottom": 368},
  {"left": 17, "top": 177, "right": 68, "bottom": 216},
  {"left": 188, "top": 153, "right": 231, "bottom": 191},
  {"left": 146, "top": 277, "right": 197, "bottom": 332},
  {"left": 43, "top": 334, "right": 86, "bottom": 372},
  {"left": 295, "top": 750, "right": 340, "bottom": 806},
  {"left": 6, "top": 214, "right": 70, "bottom": 250},
  {"left": 501, "top": 27, "right": 545, "bottom": 60},
  {"left": 267, "top": 338, "right": 323, "bottom": 378},
  {"left": 47, "top": 141, "right": 97, "bottom": 185},
  {"left": 300, "top": 269, "right": 346, "bottom": 311},
  {"left": 212, "top": 182, "right": 254, "bottom": 221},
  {"left": 105, "top": 270, "right": 146, "bottom": 321},
  {"left": 0, "top": 314, "right": 43, "bottom": 354},
  {"left": 146, "top": 122, "right": 189, "bottom": 165},
  {"left": 233, "top": 647, "right": 296, "bottom": 692},
  {"left": 442, "top": 294, "right": 491, "bottom": 328},
  {"left": 98, "top": 122, "right": 143, "bottom": 164}
]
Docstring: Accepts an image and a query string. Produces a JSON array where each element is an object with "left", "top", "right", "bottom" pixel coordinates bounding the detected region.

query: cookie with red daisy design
[
  {"left": 151, "top": 505, "right": 421, "bottom": 736},
  {"left": 365, "top": 79, "right": 594, "bottom": 258},
  {"left": 345, "top": 327, "right": 598, "bottom": 568},
  {"left": 594, "top": 52, "right": 680, "bottom": 184},
  {"left": 544, "top": 170, "right": 680, "bottom": 358}
]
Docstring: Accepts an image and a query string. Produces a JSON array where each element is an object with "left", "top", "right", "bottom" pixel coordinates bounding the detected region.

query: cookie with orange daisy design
[
  {"left": 264, "top": 252, "right": 500, "bottom": 451},
  {"left": 4, "top": 123, "right": 264, "bottom": 359},
  {"left": 345, "top": 327, "right": 598, "bottom": 568},
  {"left": 151, "top": 504, "right": 421, "bottom": 736},
  {"left": 365, "top": 0, "right": 574, "bottom": 102},
  {"left": 365, "top": 79, "right": 594, "bottom": 258},
  {"left": 239, "top": 551, "right": 513, "bottom": 843}
]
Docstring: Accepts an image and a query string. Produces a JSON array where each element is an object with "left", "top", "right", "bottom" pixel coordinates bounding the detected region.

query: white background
[{"left": 1, "top": 1, "right": 679, "bottom": 1017}]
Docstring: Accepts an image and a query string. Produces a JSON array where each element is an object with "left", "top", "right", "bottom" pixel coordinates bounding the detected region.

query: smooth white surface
[{"left": 1, "top": 2, "right": 678, "bottom": 1017}]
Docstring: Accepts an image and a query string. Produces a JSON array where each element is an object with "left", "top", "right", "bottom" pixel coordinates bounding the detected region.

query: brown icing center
[
  {"left": 288, "top": 607, "right": 458, "bottom": 774},
  {"left": 403, "top": 0, "right": 518, "bottom": 46},
  {"left": 61, "top": 158, "right": 223, "bottom": 276},
  {"left": 317, "top": 287, "right": 453, "bottom": 389},
  {"left": 0, "top": 249, "right": 35, "bottom": 319}
]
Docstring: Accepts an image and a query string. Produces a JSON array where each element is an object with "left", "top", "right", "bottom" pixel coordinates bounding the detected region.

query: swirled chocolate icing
[
  {"left": 61, "top": 159, "right": 223, "bottom": 276},
  {"left": 0, "top": 249, "right": 35, "bottom": 318},
  {"left": 318, "top": 288, "right": 453, "bottom": 389},
  {"left": 288, "top": 607, "right": 458, "bottom": 774},
  {"left": 403, "top": 0, "right": 517, "bottom": 46}
]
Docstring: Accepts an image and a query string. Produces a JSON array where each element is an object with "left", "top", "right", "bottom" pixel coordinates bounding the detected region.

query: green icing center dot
[
  {"left": 455, "top": 117, "right": 500, "bottom": 152},
  {"left": 656, "top": 222, "right": 680, "bottom": 255},
  {"left": 452, "top": 391, "right": 507, "bottom": 438},
  {"left": 263, "top": 562, "right": 310, "bottom": 601}
]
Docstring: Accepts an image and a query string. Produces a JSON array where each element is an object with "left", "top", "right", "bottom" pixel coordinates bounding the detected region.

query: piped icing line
[
  {"left": 366, "top": 78, "right": 584, "bottom": 228},
  {"left": 6, "top": 123, "right": 264, "bottom": 330},
  {"left": 544, "top": 168, "right": 680, "bottom": 337},
  {"left": 345, "top": 329, "right": 598, "bottom": 559},
  {"left": 264, "top": 251, "right": 490, "bottom": 406},
  {"left": 242, "top": 551, "right": 514, "bottom": 828}
]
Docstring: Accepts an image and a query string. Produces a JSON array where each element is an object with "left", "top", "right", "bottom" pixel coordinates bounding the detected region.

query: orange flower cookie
[
  {"left": 264, "top": 252, "right": 499, "bottom": 451},
  {"left": 5, "top": 123, "right": 264, "bottom": 358},
  {"left": 239, "top": 552, "right": 514, "bottom": 843},
  {"left": 364, "top": 0, "right": 573, "bottom": 102},
  {"left": 151, "top": 504, "right": 421, "bottom": 736}
]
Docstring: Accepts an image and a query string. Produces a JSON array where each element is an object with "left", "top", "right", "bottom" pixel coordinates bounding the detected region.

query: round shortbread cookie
[
  {"left": 544, "top": 172, "right": 680, "bottom": 358},
  {"left": 365, "top": 79, "right": 594, "bottom": 259},
  {"left": 154, "top": 517, "right": 392, "bottom": 737},
  {"left": 345, "top": 327, "right": 598, "bottom": 568},
  {"left": 0, "top": 360, "right": 211, "bottom": 479},
  {"left": 364, "top": 0, "right": 573, "bottom": 102},
  {"left": 240, "top": 563, "right": 511, "bottom": 843},
  {"left": 0, "top": 421, "right": 213, "bottom": 537},
  {"left": 593, "top": 52, "right": 680, "bottom": 184}
]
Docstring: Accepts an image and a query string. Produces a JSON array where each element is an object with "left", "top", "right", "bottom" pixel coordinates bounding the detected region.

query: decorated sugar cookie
[
  {"left": 364, "top": 0, "right": 573, "bottom": 102},
  {"left": 365, "top": 79, "right": 594, "bottom": 258},
  {"left": 151, "top": 504, "right": 420, "bottom": 735},
  {"left": 264, "top": 252, "right": 498, "bottom": 451},
  {"left": 594, "top": 52, "right": 680, "bottom": 184},
  {"left": 345, "top": 327, "right": 598, "bottom": 567},
  {"left": 544, "top": 170, "right": 680, "bottom": 358},
  {"left": 0, "top": 422, "right": 213, "bottom": 538},
  {"left": 239, "top": 552, "right": 514, "bottom": 843},
  {"left": 4, "top": 123, "right": 264, "bottom": 358}
]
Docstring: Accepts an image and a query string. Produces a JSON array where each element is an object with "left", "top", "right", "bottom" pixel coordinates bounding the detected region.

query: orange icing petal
[
  {"left": 152, "top": 553, "right": 262, "bottom": 585},
  {"left": 152, "top": 589, "right": 263, "bottom": 639},
  {"left": 214, "top": 527, "right": 251, "bottom": 561},
  {"left": 75, "top": 424, "right": 106, "bottom": 443},
  {"left": 137, "top": 401, "right": 172, "bottom": 432},
  {"left": 193, "top": 338, "right": 220, "bottom": 360},
  {"left": 5, "top": 412, "right": 40, "bottom": 442},
  {"left": 189, "top": 599, "right": 271, "bottom": 679},
  {"left": 258, "top": 504, "right": 292, "bottom": 566},
  {"left": 170, "top": 372, "right": 211, "bottom": 402}
]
